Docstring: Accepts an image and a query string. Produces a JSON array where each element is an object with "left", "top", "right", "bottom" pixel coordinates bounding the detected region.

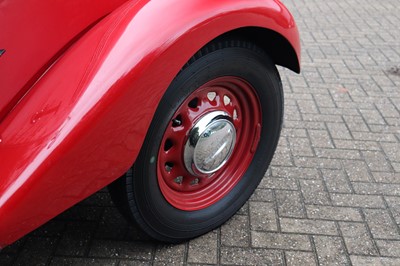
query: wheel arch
[{"left": 216, "top": 27, "right": 300, "bottom": 73}]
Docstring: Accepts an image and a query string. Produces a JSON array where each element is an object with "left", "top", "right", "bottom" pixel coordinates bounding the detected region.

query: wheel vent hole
[
  {"left": 223, "top": 95, "right": 231, "bottom": 105},
  {"left": 233, "top": 109, "right": 238, "bottom": 120},
  {"left": 188, "top": 98, "right": 199, "bottom": 108},
  {"left": 164, "top": 139, "right": 173, "bottom": 151},
  {"left": 207, "top": 92, "right": 216, "bottom": 101},
  {"left": 165, "top": 162, "right": 174, "bottom": 172},
  {"left": 172, "top": 115, "right": 182, "bottom": 127},
  {"left": 174, "top": 176, "right": 183, "bottom": 184}
]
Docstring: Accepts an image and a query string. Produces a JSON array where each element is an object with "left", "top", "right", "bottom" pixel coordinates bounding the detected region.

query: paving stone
[
  {"left": 89, "top": 240, "right": 153, "bottom": 260},
  {"left": 381, "top": 142, "right": 400, "bottom": 162},
  {"left": 326, "top": 123, "right": 352, "bottom": 140},
  {"left": 56, "top": 205, "right": 103, "bottom": 221},
  {"left": 276, "top": 190, "right": 305, "bottom": 218},
  {"left": 363, "top": 209, "right": 400, "bottom": 240},
  {"left": 343, "top": 115, "right": 370, "bottom": 133},
  {"left": 54, "top": 222, "right": 93, "bottom": 256},
  {"left": 299, "top": 179, "right": 330, "bottom": 205},
  {"left": 154, "top": 244, "right": 185, "bottom": 265},
  {"left": 334, "top": 140, "right": 381, "bottom": 151},
  {"left": 187, "top": 231, "right": 218, "bottom": 264},
  {"left": 13, "top": 237, "right": 57, "bottom": 266},
  {"left": 281, "top": 128, "right": 308, "bottom": 138},
  {"left": 270, "top": 137, "right": 294, "bottom": 167},
  {"left": 271, "top": 166, "right": 319, "bottom": 180},
  {"left": 353, "top": 182, "right": 400, "bottom": 196},
  {"left": 313, "top": 236, "right": 349, "bottom": 266},
  {"left": 385, "top": 196, "right": 400, "bottom": 224},
  {"left": 285, "top": 120, "right": 326, "bottom": 130},
  {"left": 236, "top": 202, "right": 249, "bottom": 215},
  {"left": 252, "top": 232, "right": 311, "bottom": 251},
  {"left": 331, "top": 193, "right": 385, "bottom": 209},
  {"left": 285, "top": 251, "right": 317, "bottom": 266},
  {"left": 321, "top": 169, "right": 352, "bottom": 193},
  {"left": 1, "top": 239, "right": 24, "bottom": 254},
  {"left": 259, "top": 177, "right": 298, "bottom": 190},
  {"left": 0, "top": 254, "right": 13, "bottom": 266},
  {"left": 297, "top": 99, "right": 319, "bottom": 114},
  {"left": 50, "top": 258, "right": 119, "bottom": 266},
  {"left": 294, "top": 156, "right": 342, "bottom": 169},
  {"left": 220, "top": 247, "right": 283, "bottom": 265},
  {"left": 315, "top": 148, "right": 361, "bottom": 160},
  {"left": 302, "top": 114, "right": 343, "bottom": 123},
  {"left": 351, "top": 255, "right": 400, "bottom": 266},
  {"left": 221, "top": 215, "right": 250, "bottom": 247},
  {"left": 249, "top": 202, "right": 278, "bottom": 231},
  {"left": 342, "top": 160, "right": 372, "bottom": 182},
  {"left": 31, "top": 220, "right": 65, "bottom": 237},
  {"left": 392, "top": 162, "right": 400, "bottom": 172},
  {"left": 94, "top": 207, "right": 135, "bottom": 240},
  {"left": 362, "top": 151, "right": 392, "bottom": 172},
  {"left": 339, "top": 222, "right": 378, "bottom": 255},
  {"left": 352, "top": 131, "right": 398, "bottom": 142},
  {"left": 372, "top": 172, "right": 400, "bottom": 183},
  {"left": 119, "top": 261, "right": 152, "bottom": 266},
  {"left": 280, "top": 218, "right": 338, "bottom": 236},
  {"left": 250, "top": 188, "right": 274, "bottom": 202},
  {"left": 359, "top": 108, "right": 386, "bottom": 125},
  {"left": 376, "top": 240, "right": 400, "bottom": 257},
  {"left": 289, "top": 137, "right": 314, "bottom": 157},
  {"left": 306, "top": 205, "right": 362, "bottom": 222},
  {"left": 308, "top": 129, "right": 335, "bottom": 148}
]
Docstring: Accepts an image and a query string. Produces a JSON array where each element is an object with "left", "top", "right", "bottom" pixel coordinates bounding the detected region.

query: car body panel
[
  {"left": 0, "top": 0, "right": 129, "bottom": 121},
  {"left": 0, "top": 0, "right": 300, "bottom": 247}
]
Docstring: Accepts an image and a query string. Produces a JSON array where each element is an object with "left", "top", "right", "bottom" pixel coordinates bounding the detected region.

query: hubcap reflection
[{"left": 184, "top": 111, "right": 236, "bottom": 176}]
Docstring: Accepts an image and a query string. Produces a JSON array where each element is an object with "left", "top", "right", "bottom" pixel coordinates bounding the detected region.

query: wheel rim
[{"left": 157, "top": 76, "right": 262, "bottom": 211}]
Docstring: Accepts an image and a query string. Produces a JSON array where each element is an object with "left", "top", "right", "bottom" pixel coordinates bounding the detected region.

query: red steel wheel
[
  {"left": 157, "top": 77, "right": 262, "bottom": 210},
  {"left": 108, "top": 39, "right": 284, "bottom": 243}
]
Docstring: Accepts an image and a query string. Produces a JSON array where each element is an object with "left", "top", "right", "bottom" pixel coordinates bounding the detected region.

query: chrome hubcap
[{"left": 184, "top": 111, "right": 236, "bottom": 176}]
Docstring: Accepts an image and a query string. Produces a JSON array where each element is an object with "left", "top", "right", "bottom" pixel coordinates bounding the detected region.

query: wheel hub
[{"left": 184, "top": 111, "right": 236, "bottom": 176}]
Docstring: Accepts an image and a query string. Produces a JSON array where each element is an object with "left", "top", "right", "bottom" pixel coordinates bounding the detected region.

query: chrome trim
[{"left": 184, "top": 111, "right": 236, "bottom": 176}]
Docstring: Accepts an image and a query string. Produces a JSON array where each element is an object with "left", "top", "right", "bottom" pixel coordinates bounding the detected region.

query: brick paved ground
[{"left": 1, "top": 0, "right": 400, "bottom": 265}]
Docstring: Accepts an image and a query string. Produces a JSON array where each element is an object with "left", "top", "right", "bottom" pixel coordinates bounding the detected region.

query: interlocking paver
[
  {"left": 154, "top": 244, "right": 186, "bottom": 265},
  {"left": 276, "top": 190, "right": 306, "bottom": 218},
  {"left": 220, "top": 247, "right": 283, "bottom": 265},
  {"left": 306, "top": 205, "right": 362, "bottom": 222},
  {"left": 339, "top": 222, "right": 378, "bottom": 256},
  {"left": 187, "top": 231, "right": 218, "bottom": 264},
  {"left": 252, "top": 232, "right": 311, "bottom": 251},
  {"left": 221, "top": 215, "right": 250, "bottom": 247},
  {"left": 249, "top": 202, "right": 278, "bottom": 232},
  {"left": 280, "top": 218, "right": 338, "bottom": 236},
  {"left": 2, "top": 0, "right": 400, "bottom": 265},
  {"left": 363, "top": 209, "right": 400, "bottom": 240},
  {"left": 285, "top": 251, "right": 317, "bottom": 266},
  {"left": 321, "top": 169, "right": 352, "bottom": 193},
  {"left": 299, "top": 179, "right": 331, "bottom": 205},
  {"left": 313, "top": 236, "right": 350, "bottom": 265},
  {"left": 331, "top": 193, "right": 385, "bottom": 209}
]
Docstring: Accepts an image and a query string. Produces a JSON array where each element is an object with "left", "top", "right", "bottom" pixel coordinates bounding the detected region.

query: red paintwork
[
  {"left": 158, "top": 77, "right": 261, "bottom": 211},
  {"left": 0, "top": 0, "right": 300, "bottom": 247},
  {"left": 0, "top": 0, "right": 128, "bottom": 121}
]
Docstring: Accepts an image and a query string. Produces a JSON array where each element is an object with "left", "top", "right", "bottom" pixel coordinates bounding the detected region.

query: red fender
[{"left": 0, "top": 0, "right": 300, "bottom": 247}]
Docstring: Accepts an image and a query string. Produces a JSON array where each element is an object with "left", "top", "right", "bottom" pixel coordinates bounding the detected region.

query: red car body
[{"left": 0, "top": 0, "right": 300, "bottom": 248}]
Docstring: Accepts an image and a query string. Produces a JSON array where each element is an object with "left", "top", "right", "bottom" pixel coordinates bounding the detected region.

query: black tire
[{"left": 108, "top": 39, "right": 283, "bottom": 243}]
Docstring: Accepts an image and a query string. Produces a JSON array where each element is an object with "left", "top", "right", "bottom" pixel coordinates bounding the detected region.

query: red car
[{"left": 0, "top": 0, "right": 300, "bottom": 247}]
